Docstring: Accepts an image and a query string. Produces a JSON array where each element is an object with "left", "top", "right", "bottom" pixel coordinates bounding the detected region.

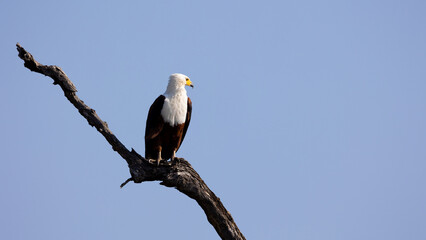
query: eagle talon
[
  {"left": 147, "top": 158, "right": 161, "bottom": 166},
  {"left": 147, "top": 158, "right": 172, "bottom": 166}
]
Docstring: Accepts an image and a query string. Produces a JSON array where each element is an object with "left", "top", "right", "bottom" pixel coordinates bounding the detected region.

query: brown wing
[
  {"left": 177, "top": 97, "right": 192, "bottom": 151},
  {"left": 145, "top": 95, "right": 165, "bottom": 140}
]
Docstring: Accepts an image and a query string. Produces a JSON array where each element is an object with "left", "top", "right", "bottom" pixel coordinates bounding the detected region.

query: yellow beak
[{"left": 186, "top": 79, "right": 194, "bottom": 88}]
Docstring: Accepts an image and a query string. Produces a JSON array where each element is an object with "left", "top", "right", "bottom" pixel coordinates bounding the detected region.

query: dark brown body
[{"left": 145, "top": 95, "right": 192, "bottom": 160}]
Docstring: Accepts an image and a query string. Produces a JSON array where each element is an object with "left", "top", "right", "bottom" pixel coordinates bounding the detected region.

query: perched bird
[{"left": 145, "top": 73, "right": 193, "bottom": 165}]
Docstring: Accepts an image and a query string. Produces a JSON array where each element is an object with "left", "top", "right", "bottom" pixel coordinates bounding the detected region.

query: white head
[
  {"left": 165, "top": 73, "right": 193, "bottom": 94},
  {"left": 161, "top": 73, "right": 193, "bottom": 125}
]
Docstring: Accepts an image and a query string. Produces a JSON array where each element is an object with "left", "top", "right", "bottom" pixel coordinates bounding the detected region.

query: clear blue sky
[{"left": 1, "top": 1, "right": 425, "bottom": 239}]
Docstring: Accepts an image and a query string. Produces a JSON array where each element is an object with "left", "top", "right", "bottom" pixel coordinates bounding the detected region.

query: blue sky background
[{"left": 1, "top": 1, "right": 425, "bottom": 239}]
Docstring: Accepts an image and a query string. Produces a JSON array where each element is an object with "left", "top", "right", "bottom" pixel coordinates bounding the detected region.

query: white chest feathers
[{"left": 161, "top": 91, "right": 188, "bottom": 126}]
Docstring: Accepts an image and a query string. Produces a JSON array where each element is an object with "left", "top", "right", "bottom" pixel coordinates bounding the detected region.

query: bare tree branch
[{"left": 16, "top": 43, "right": 246, "bottom": 240}]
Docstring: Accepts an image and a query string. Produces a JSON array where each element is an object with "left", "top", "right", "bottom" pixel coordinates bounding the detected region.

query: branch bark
[{"left": 16, "top": 43, "right": 245, "bottom": 240}]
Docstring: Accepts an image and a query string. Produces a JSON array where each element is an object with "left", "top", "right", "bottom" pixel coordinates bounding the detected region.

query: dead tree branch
[{"left": 16, "top": 43, "right": 245, "bottom": 240}]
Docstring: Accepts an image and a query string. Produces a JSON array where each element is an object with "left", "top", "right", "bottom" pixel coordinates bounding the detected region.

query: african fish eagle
[{"left": 145, "top": 73, "right": 193, "bottom": 165}]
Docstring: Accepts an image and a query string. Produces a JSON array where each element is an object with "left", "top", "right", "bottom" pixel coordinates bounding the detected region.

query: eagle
[{"left": 145, "top": 73, "right": 193, "bottom": 165}]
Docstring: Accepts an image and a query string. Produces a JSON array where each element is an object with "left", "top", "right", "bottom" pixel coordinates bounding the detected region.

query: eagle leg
[
  {"left": 170, "top": 150, "right": 182, "bottom": 163},
  {"left": 171, "top": 150, "right": 176, "bottom": 161},
  {"left": 147, "top": 151, "right": 162, "bottom": 166},
  {"left": 156, "top": 151, "right": 162, "bottom": 166}
]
